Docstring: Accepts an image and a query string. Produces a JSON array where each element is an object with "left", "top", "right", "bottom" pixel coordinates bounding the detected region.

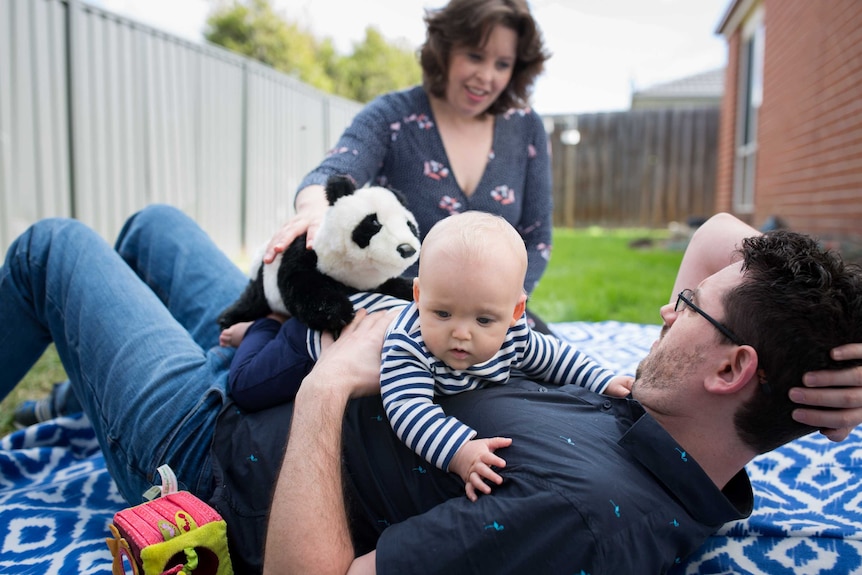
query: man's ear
[
  {"left": 511, "top": 293, "right": 528, "bottom": 326},
  {"left": 413, "top": 277, "right": 420, "bottom": 303},
  {"left": 705, "top": 345, "right": 759, "bottom": 395}
]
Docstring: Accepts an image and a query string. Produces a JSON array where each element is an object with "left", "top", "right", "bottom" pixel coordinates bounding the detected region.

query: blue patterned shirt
[{"left": 299, "top": 86, "right": 553, "bottom": 294}]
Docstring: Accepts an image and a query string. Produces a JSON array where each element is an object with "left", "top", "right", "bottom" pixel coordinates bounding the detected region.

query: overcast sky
[{"left": 91, "top": 0, "right": 731, "bottom": 115}]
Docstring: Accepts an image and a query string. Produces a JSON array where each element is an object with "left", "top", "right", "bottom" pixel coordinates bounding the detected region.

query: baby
[{"left": 381, "top": 211, "right": 632, "bottom": 501}]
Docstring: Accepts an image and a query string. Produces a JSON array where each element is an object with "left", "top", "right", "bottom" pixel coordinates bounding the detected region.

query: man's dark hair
[
  {"left": 419, "top": 0, "right": 550, "bottom": 115},
  {"left": 725, "top": 231, "right": 862, "bottom": 453}
]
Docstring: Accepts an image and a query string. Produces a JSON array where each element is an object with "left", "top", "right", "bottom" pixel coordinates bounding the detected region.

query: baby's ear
[
  {"left": 511, "top": 293, "right": 527, "bottom": 326},
  {"left": 413, "top": 277, "right": 420, "bottom": 302}
]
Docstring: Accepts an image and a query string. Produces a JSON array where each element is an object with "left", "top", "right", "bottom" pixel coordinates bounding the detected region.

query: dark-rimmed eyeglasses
[
  {"left": 675, "top": 289, "right": 745, "bottom": 346},
  {"left": 675, "top": 290, "right": 770, "bottom": 392}
]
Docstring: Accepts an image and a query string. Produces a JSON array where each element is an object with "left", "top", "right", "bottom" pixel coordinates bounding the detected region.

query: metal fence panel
[
  {"left": 196, "top": 51, "right": 246, "bottom": 259},
  {"left": 0, "top": 0, "right": 362, "bottom": 260},
  {"left": 243, "top": 64, "right": 328, "bottom": 252},
  {"left": 1, "top": 0, "right": 72, "bottom": 253},
  {"left": 326, "top": 93, "right": 362, "bottom": 150},
  {"left": 71, "top": 5, "right": 146, "bottom": 244},
  {"left": 0, "top": 2, "right": 8, "bottom": 251}
]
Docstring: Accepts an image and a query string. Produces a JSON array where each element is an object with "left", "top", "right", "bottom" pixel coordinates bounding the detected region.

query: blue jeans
[{"left": 0, "top": 205, "right": 248, "bottom": 503}]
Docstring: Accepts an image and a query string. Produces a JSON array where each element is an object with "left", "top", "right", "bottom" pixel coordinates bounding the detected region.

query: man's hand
[
  {"left": 313, "top": 308, "right": 396, "bottom": 399},
  {"left": 449, "top": 437, "right": 512, "bottom": 502},
  {"left": 264, "top": 307, "right": 394, "bottom": 575},
  {"left": 791, "top": 343, "right": 862, "bottom": 441}
]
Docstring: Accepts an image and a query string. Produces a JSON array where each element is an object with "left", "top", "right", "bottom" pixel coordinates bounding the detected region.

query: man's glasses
[
  {"left": 675, "top": 289, "right": 745, "bottom": 346},
  {"left": 675, "top": 289, "right": 770, "bottom": 392}
]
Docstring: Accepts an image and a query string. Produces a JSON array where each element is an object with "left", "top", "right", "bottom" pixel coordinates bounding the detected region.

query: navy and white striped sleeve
[{"left": 517, "top": 326, "right": 616, "bottom": 394}]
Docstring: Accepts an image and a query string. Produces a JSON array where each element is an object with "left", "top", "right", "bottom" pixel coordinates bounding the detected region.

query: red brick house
[{"left": 715, "top": 0, "right": 862, "bottom": 247}]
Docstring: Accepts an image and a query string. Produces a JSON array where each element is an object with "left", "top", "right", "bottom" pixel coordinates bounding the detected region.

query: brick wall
[
  {"left": 717, "top": 0, "right": 862, "bottom": 243},
  {"left": 715, "top": 29, "right": 741, "bottom": 219}
]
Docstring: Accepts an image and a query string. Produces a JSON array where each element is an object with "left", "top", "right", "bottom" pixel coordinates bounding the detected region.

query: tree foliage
[
  {"left": 204, "top": 0, "right": 421, "bottom": 102},
  {"left": 334, "top": 28, "right": 423, "bottom": 103}
]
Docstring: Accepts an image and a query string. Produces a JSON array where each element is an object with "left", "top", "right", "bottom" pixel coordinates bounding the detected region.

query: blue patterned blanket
[{"left": 2, "top": 321, "right": 861, "bottom": 574}]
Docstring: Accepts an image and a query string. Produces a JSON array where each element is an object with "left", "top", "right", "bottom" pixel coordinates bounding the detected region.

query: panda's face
[{"left": 314, "top": 186, "right": 421, "bottom": 290}]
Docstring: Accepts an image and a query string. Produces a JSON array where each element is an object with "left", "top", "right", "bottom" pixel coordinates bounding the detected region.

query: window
[{"left": 733, "top": 7, "right": 764, "bottom": 213}]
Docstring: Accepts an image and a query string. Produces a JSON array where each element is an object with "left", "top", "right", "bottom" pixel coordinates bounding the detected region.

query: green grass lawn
[
  {"left": 530, "top": 227, "right": 684, "bottom": 325},
  {"left": 0, "top": 346, "right": 66, "bottom": 436},
  {"left": 0, "top": 227, "right": 685, "bottom": 437}
]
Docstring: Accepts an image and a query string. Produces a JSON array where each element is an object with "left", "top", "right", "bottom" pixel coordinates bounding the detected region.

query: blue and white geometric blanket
[{"left": 1, "top": 321, "right": 861, "bottom": 574}]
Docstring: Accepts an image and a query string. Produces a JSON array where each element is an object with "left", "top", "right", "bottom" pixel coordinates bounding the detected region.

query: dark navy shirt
[
  {"left": 209, "top": 379, "right": 752, "bottom": 574},
  {"left": 344, "top": 379, "right": 752, "bottom": 574}
]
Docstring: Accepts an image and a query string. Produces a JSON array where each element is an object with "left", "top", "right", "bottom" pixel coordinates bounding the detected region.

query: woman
[{"left": 265, "top": 0, "right": 553, "bottom": 297}]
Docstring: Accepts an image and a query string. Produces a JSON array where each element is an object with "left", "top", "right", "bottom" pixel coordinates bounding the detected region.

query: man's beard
[{"left": 634, "top": 334, "right": 706, "bottom": 399}]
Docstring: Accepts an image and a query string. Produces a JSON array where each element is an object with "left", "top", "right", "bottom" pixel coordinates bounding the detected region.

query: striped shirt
[{"left": 380, "top": 302, "right": 616, "bottom": 471}]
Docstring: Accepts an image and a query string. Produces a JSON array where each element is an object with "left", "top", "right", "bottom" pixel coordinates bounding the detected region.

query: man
[
  {"left": 261, "top": 230, "right": 862, "bottom": 574},
  {"left": 4, "top": 206, "right": 862, "bottom": 574}
]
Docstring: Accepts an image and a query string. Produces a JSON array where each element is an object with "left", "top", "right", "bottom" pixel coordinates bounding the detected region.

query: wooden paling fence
[{"left": 547, "top": 107, "right": 720, "bottom": 228}]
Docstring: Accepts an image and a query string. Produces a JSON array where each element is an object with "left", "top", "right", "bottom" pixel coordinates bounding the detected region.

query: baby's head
[
  {"left": 419, "top": 211, "right": 527, "bottom": 290},
  {"left": 414, "top": 212, "right": 528, "bottom": 369}
]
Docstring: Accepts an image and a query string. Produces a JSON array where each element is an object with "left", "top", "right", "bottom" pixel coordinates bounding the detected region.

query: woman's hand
[
  {"left": 263, "top": 185, "right": 328, "bottom": 264},
  {"left": 791, "top": 344, "right": 862, "bottom": 441}
]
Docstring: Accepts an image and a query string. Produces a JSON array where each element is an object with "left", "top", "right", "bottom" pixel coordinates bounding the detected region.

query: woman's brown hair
[{"left": 420, "top": 0, "right": 550, "bottom": 115}]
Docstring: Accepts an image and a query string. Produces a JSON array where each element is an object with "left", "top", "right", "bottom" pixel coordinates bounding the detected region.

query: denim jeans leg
[
  {"left": 114, "top": 204, "right": 249, "bottom": 349},
  {"left": 0, "top": 216, "right": 244, "bottom": 503}
]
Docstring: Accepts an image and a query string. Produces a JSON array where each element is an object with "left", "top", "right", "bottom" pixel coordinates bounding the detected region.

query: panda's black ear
[
  {"left": 386, "top": 186, "right": 410, "bottom": 208},
  {"left": 325, "top": 175, "right": 357, "bottom": 205}
]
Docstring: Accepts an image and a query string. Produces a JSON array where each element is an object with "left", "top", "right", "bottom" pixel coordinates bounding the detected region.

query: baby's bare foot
[{"left": 219, "top": 321, "right": 253, "bottom": 347}]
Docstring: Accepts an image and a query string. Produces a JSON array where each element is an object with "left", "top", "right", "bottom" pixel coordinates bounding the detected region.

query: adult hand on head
[
  {"left": 791, "top": 344, "right": 862, "bottom": 441},
  {"left": 263, "top": 185, "right": 328, "bottom": 264}
]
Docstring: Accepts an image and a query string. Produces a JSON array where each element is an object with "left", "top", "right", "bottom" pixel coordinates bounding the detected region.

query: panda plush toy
[{"left": 218, "top": 175, "right": 420, "bottom": 333}]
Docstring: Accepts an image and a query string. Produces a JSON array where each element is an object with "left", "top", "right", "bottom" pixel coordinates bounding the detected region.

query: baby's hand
[
  {"left": 604, "top": 375, "right": 634, "bottom": 398},
  {"left": 449, "top": 437, "right": 512, "bottom": 501}
]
